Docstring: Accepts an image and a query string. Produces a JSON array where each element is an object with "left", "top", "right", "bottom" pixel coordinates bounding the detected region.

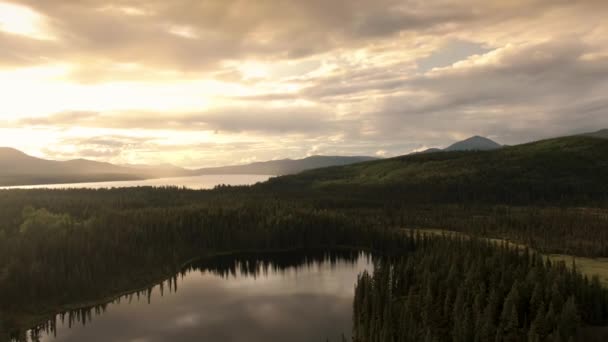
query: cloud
[
  {"left": 19, "top": 111, "right": 99, "bottom": 126},
  {"left": 3, "top": 0, "right": 603, "bottom": 76},
  {"left": 417, "top": 39, "right": 490, "bottom": 72},
  {"left": 0, "top": 30, "right": 58, "bottom": 67},
  {"left": 1, "top": 0, "right": 608, "bottom": 166},
  {"left": 369, "top": 40, "right": 608, "bottom": 144},
  {"left": 17, "top": 106, "right": 336, "bottom": 134}
]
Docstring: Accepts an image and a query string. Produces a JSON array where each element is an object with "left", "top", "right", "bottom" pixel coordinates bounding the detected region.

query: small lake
[
  {"left": 1, "top": 174, "right": 273, "bottom": 190},
  {"left": 25, "top": 250, "right": 372, "bottom": 342}
]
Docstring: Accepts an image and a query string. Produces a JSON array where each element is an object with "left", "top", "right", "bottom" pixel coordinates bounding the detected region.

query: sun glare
[
  {"left": 0, "top": 1, "right": 53, "bottom": 40},
  {"left": 238, "top": 62, "right": 270, "bottom": 79},
  {"left": 0, "top": 65, "right": 266, "bottom": 118}
]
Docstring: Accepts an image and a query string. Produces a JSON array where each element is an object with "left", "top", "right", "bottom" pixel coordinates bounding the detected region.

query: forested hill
[
  {"left": 262, "top": 135, "right": 608, "bottom": 205},
  {"left": 192, "top": 155, "right": 377, "bottom": 176},
  {"left": 584, "top": 129, "right": 608, "bottom": 139}
]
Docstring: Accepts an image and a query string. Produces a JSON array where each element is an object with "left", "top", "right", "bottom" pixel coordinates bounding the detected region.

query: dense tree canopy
[
  {"left": 1, "top": 135, "right": 607, "bottom": 341},
  {"left": 353, "top": 237, "right": 608, "bottom": 342}
]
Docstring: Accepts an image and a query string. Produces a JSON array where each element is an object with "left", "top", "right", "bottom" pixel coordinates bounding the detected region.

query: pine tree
[
  {"left": 558, "top": 296, "right": 580, "bottom": 341},
  {"left": 497, "top": 283, "right": 521, "bottom": 341}
]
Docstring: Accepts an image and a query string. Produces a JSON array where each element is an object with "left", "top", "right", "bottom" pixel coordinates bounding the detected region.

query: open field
[{"left": 408, "top": 227, "right": 608, "bottom": 286}]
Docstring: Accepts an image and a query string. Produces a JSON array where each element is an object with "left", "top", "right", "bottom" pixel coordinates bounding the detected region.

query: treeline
[
  {"left": 353, "top": 237, "right": 608, "bottom": 342},
  {"left": 0, "top": 188, "right": 607, "bottom": 317},
  {"left": 190, "top": 249, "right": 368, "bottom": 279},
  {"left": 1, "top": 184, "right": 607, "bottom": 258},
  {"left": 387, "top": 205, "right": 608, "bottom": 257},
  {"left": 0, "top": 202, "right": 378, "bottom": 310}
]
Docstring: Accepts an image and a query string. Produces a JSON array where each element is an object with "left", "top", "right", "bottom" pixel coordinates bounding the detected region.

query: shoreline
[{"left": 3, "top": 245, "right": 366, "bottom": 340}]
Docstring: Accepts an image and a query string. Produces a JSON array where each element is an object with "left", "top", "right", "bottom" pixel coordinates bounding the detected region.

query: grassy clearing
[
  {"left": 548, "top": 254, "right": 608, "bottom": 286},
  {"left": 407, "top": 227, "right": 608, "bottom": 286}
]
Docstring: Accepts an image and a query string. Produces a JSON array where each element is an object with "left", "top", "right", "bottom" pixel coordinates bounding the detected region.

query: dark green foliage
[
  {"left": 1, "top": 135, "right": 607, "bottom": 341},
  {"left": 264, "top": 136, "right": 608, "bottom": 206},
  {"left": 352, "top": 238, "right": 608, "bottom": 342},
  {"left": 0, "top": 188, "right": 390, "bottom": 338},
  {"left": 0, "top": 182, "right": 607, "bottom": 340},
  {"left": 194, "top": 155, "right": 377, "bottom": 176}
]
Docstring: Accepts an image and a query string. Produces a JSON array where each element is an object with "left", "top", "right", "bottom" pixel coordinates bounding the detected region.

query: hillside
[
  {"left": 192, "top": 155, "right": 378, "bottom": 176},
  {"left": 583, "top": 129, "right": 608, "bottom": 139},
  {"left": 264, "top": 135, "right": 608, "bottom": 204}
]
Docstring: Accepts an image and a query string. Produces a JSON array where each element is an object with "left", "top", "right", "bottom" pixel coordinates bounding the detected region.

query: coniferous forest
[
  {"left": 1, "top": 0, "right": 608, "bottom": 340},
  {"left": 0, "top": 136, "right": 608, "bottom": 341},
  {"left": 353, "top": 238, "right": 607, "bottom": 342}
]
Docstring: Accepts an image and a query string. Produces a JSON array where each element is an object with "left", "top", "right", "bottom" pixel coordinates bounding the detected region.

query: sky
[{"left": 0, "top": 0, "right": 607, "bottom": 168}]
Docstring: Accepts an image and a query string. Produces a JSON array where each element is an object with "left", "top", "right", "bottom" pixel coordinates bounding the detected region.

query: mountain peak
[{"left": 445, "top": 136, "right": 502, "bottom": 152}]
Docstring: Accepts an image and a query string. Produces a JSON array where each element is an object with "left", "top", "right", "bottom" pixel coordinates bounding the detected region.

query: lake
[
  {"left": 23, "top": 250, "right": 372, "bottom": 342},
  {"left": 1, "top": 174, "right": 273, "bottom": 190}
]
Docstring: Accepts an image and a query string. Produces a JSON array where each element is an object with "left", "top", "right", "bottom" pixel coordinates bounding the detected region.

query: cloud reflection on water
[{"left": 37, "top": 252, "right": 372, "bottom": 342}]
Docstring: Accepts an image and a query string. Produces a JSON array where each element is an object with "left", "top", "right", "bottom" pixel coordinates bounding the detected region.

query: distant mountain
[
  {"left": 0, "top": 148, "right": 137, "bottom": 175},
  {"left": 582, "top": 129, "right": 608, "bottom": 139},
  {"left": 0, "top": 147, "right": 143, "bottom": 186},
  {"left": 411, "top": 136, "right": 502, "bottom": 155},
  {"left": 0, "top": 148, "right": 378, "bottom": 186},
  {"left": 444, "top": 136, "right": 503, "bottom": 151},
  {"left": 121, "top": 163, "right": 189, "bottom": 177},
  {"left": 193, "top": 155, "right": 378, "bottom": 176}
]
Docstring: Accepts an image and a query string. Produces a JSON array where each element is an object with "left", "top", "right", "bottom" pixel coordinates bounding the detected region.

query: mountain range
[
  {"left": 0, "top": 148, "right": 144, "bottom": 186},
  {"left": 0, "top": 148, "right": 377, "bottom": 187},
  {"left": 1, "top": 131, "right": 605, "bottom": 187}
]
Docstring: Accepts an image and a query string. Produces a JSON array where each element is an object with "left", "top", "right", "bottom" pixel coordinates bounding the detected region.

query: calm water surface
[
  {"left": 29, "top": 251, "right": 372, "bottom": 342},
  {"left": 2, "top": 174, "right": 272, "bottom": 190}
]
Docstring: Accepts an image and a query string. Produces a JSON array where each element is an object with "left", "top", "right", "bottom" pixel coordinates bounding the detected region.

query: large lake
[
  {"left": 1, "top": 174, "right": 273, "bottom": 190},
  {"left": 25, "top": 250, "right": 372, "bottom": 342}
]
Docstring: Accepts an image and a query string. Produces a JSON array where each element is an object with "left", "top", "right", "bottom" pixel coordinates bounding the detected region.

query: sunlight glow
[
  {"left": 238, "top": 62, "right": 270, "bottom": 79},
  {"left": 98, "top": 5, "right": 149, "bottom": 16},
  {"left": 0, "top": 65, "right": 267, "bottom": 118},
  {"left": 168, "top": 25, "right": 198, "bottom": 39},
  {"left": 0, "top": 1, "right": 54, "bottom": 40}
]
